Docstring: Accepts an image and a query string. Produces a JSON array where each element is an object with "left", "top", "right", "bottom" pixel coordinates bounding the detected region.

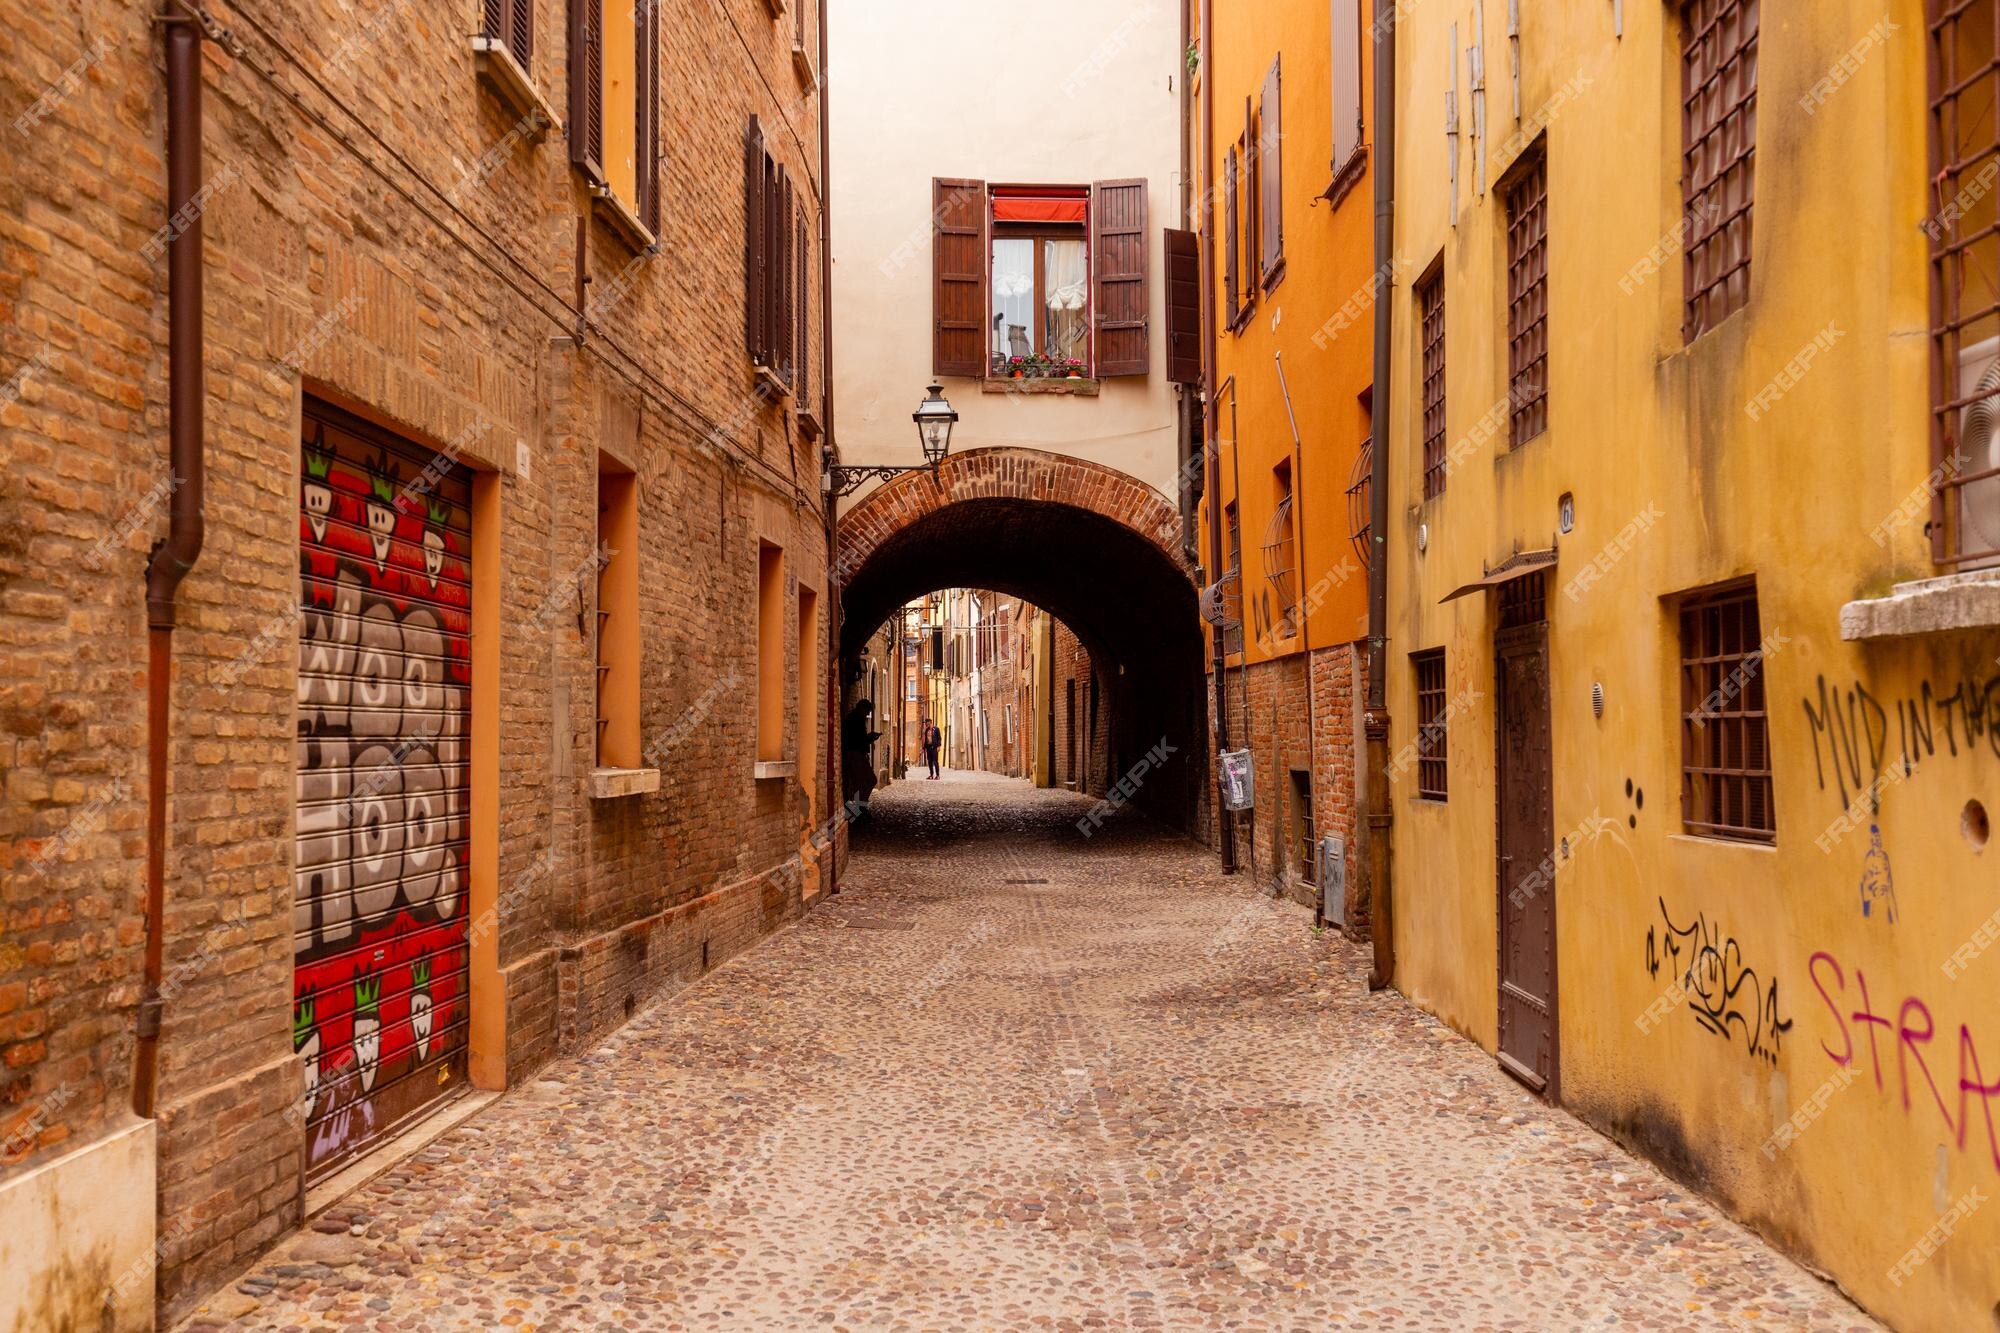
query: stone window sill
[
  {"left": 588, "top": 767, "right": 660, "bottom": 800},
  {"left": 589, "top": 186, "right": 656, "bottom": 253},
  {"left": 792, "top": 40, "right": 819, "bottom": 88},
  {"left": 1840, "top": 569, "right": 2000, "bottom": 640},
  {"left": 471, "top": 38, "right": 560, "bottom": 142},
  {"left": 981, "top": 377, "right": 1101, "bottom": 397},
  {"left": 754, "top": 760, "right": 797, "bottom": 782}
]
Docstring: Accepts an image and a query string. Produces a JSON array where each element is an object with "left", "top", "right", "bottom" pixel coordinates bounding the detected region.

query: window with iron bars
[
  {"left": 1927, "top": 0, "right": 2000, "bottom": 567},
  {"left": 1418, "top": 267, "right": 1447, "bottom": 498},
  {"left": 1413, "top": 649, "right": 1447, "bottom": 800},
  {"left": 1262, "top": 463, "right": 1299, "bottom": 642},
  {"left": 1292, "top": 770, "right": 1316, "bottom": 884},
  {"left": 1680, "top": 0, "right": 1758, "bottom": 341},
  {"left": 1678, "top": 580, "right": 1774, "bottom": 844},
  {"left": 1504, "top": 144, "right": 1549, "bottom": 447}
]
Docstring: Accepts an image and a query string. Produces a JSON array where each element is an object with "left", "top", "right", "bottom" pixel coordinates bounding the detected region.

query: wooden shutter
[
  {"left": 485, "top": 0, "right": 533, "bottom": 68},
  {"left": 1331, "top": 0, "right": 1363, "bottom": 170},
  {"left": 1222, "top": 147, "right": 1239, "bottom": 323},
  {"left": 932, "top": 178, "right": 986, "bottom": 378},
  {"left": 1092, "top": 179, "right": 1149, "bottom": 377},
  {"left": 778, "top": 169, "right": 795, "bottom": 386},
  {"left": 1259, "top": 57, "right": 1284, "bottom": 283},
  {"left": 745, "top": 117, "right": 767, "bottom": 362},
  {"left": 1243, "top": 97, "right": 1256, "bottom": 290},
  {"left": 568, "top": 0, "right": 604, "bottom": 183},
  {"left": 636, "top": 0, "right": 660, "bottom": 236},
  {"left": 1164, "top": 227, "right": 1200, "bottom": 384},
  {"left": 796, "top": 204, "right": 810, "bottom": 405}
]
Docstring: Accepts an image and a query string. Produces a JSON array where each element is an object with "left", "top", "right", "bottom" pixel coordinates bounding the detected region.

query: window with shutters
[
  {"left": 932, "top": 180, "right": 1149, "bottom": 380},
  {"left": 595, "top": 455, "right": 641, "bottom": 772},
  {"left": 475, "top": 0, "right": 559, "bottom": 135},
  {"left": 1258, "top": 56, "right": 1285, "bottom": 291},
  {"left": 1418, "top": 265, "right": 1447, "bottom": 499},
  {"left": 1678, "top": 580, "right": 1774, "bottom": 843},
  {"left": 1503, "top": 142, "right": 1549, "bottom": 447},
  {"left": 570, "top": 0, "right": 660, "bottom": 247},
  {"left": 745, "top": 117, "right": 804, "bottom": 398},
  {"left": 1329, "top": 0, "right": 1365, "bottom": 197},
  {"left": 1222, "top": 145, "right": 1244, "bottom": 328},
  {"left": 1165, "top": 228, "right": 1202, "bottom": 384},
  {"left": 1680, "top": 0, "right": 1757, "bottom": 342},
  {"left": 757, "top": 541, "right": 787, "bottom": 769},
  {"left": 1413, "top": 649, "right": 1447, "bottom": 801}
]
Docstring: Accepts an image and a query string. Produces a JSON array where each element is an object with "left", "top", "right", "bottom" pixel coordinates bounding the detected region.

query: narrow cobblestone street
[{"left": 183, "top": 776, "right": 1873, "bottom": 1331}]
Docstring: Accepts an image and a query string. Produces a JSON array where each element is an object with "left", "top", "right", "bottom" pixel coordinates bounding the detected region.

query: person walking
[{"left": 921, "top": 718, "right": 942, "bottom": 780}]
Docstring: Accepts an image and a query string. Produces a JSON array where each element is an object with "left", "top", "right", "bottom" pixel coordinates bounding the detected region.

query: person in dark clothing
[
  {"left": 920, "top": 718, "right": 942, "bottom": 780},
  {"left": 841, "top": 699, "right": 883, "bottom": 815}
]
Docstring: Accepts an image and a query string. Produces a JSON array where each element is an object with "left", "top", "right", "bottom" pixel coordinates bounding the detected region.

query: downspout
[
  {"left": 1198, "top": 0, "right": 1236, "bottom": 873},
  {"left": 1365, "top": 0, "right": 1396, "bottom": 990},
  {"left": 818, "top": 2, "right": 839, "bottom": 893},
  {"left": 137, "top": 8, "right": 208, "bottom": 1118}
]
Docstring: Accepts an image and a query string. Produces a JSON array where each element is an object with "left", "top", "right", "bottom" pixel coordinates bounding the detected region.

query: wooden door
[{"left": 1495, "top": 578, "right": 1557, "bottom": 1099}]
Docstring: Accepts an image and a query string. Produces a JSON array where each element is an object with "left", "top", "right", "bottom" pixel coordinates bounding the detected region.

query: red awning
[{"left": 993, "top": 197, "right": 1087, "bottom": 224}]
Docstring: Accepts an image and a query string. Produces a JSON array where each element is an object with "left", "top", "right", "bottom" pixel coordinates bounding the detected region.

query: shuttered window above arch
[
  {"left": 570, "top": 0, "right": 661, "bottom": 249},
  {"left": 745, "top": 116, "right": 807, "bottom": 400}
]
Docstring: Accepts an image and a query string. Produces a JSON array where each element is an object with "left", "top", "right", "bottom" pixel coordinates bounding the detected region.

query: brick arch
[{"left": 835, "top": 448, "right": 1190, "bottom": 586}]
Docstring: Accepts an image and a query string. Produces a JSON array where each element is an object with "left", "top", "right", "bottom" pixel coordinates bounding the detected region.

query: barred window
[
  {"left": 1928, "top": 0, "right": 2000, "bottom": 567},
  {"left": 1679, "top": 581, "right": 1774, "bottom": 843},
  {"left": 1414, "top": 649, "right": 1447, "bottom": 801},
  {"left": 1504, "top": 145, "right": 1549, "bottom": 447},
  {"left": 1681, "top": 0, "right": 1758, "bottom": 340},
  {"left": 1418, "top": 267, "right": 1447, "bottom": 498}
]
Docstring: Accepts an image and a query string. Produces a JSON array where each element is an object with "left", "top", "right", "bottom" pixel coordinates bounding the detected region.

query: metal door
[
  {"left": 295, "top": 400, "right": 472, "bottom": 1184},
  {"left": 1495, "top": 575, "right": 1557, "bottom": 1099}
]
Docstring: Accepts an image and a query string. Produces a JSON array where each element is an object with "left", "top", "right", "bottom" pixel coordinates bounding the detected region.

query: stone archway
[{"left": 835, "top": 448, "right": 1206, "bottom": 834}]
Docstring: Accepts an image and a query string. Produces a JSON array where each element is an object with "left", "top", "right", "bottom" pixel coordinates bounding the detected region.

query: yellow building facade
[
  {"left": 1386, "top": 1, "right": 2000, "bottom": 1325},
  {"left": 1194, "top": 0, "right": 1377, "bottom": 918}
]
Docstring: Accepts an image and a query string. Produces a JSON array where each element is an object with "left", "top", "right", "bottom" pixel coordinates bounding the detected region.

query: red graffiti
[{"left": 1810, "top": 951, "right": 2000, "bottom": 1173}]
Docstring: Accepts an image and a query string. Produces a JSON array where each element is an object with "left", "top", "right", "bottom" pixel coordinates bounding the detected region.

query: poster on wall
[{"left": 1220, "top": 748, "right": 1255, "bottom": 811}]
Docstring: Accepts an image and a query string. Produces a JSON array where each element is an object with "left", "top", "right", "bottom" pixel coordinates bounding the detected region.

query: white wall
[{"left": 828, "top": 0, "right": 1186, "bottom": 506}]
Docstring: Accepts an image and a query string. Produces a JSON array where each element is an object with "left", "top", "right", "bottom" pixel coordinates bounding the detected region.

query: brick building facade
[{"left": 0, "top": 0, "right": 833, "bottom": 1322}]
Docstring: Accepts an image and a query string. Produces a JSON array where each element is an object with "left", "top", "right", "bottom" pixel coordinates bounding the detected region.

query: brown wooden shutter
[
  {"left": 932, "top": 178, "right": 987, "bottom": 378},
  {"left": 796, "top": 203, "right": 810, "bottom": 405},
  {"left": 568, "top": 0, "right": 604, "bottom": 183},
  {"left": 1259, "top": 57, "right": 1284, "bottom": 284},
  {"left": 1092, "top": 179, "right": 1149, "bottom": 377},
  {"left": 1331, "top": 0, "right": 1363, "bottom": 170},
  {"left": 1243, "top": 97, "right": 1255, "bottom": 290},
  {"left": 485, "top": 0, "right": 533, "bottom": 68},
  {"left": 1222, "top": 147, "right": 1239, "bottom": 322},
  {"left": 636, "top": 0, "right": 660, "bottom": 236},
  {"left": 1164, "top": 227, "right": 1200, "bottom": 384},
  {"left": 778, "top": 169, "right": 795, "bottom": 386},
  {"left": 745, "top": 117, "right": 767, "bottom": 362}
]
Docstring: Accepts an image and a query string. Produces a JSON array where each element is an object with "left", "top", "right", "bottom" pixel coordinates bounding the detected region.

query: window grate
[
  {"left": 1927, "top": 0, "right": 2000, "bottom": 567},
  {"left": 1419, "top": 269, "right": 1448, "bottom": 498},
  {"left": 1293, "top": 770, "right": 1316, "bottom": 884},
  {"left": 1414, "top": 650, "right": 1448, "bottom": 800},
  {"left": 1681, "top": 0, "right": 1759, "bottom": 340},
  {"left": 1261, "top": 488, "right": 1299, "bottom": 639},
  {"left": 1505, "top": 146, "right": 1549, "bottom": 447},
  {"left": 1498, "top": 570, "right": 1546, "bottom": 629},
  {"left": 1679, "top": 581, "right": 1775, "bottom": 843}
]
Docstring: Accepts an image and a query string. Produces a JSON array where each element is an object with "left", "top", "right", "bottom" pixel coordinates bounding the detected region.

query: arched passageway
[{"left": 837, "top": 449, "right": 1206, "bottom": 834}]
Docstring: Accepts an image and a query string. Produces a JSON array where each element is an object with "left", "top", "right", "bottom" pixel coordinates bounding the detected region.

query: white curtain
[
  {"left": 1045, "top": 239, "right": 1088, "bottom": 363},
  {"left": 992, "top": 239, "right": 1033, "bottom": 363}
]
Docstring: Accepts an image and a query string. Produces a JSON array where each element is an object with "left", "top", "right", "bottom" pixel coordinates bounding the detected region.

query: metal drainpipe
[
  {"left": 137, "top": 9, "right": 208, "bottom": 1118},
  {"left": 1365, "top": 0, "right": 1397, "bottom": 991},
  {"left": 818, "top": 1, "right": 840, "bottom": 892},
  {"left": 1197, "top": 0, "right": 1236, "bottom": 874}
]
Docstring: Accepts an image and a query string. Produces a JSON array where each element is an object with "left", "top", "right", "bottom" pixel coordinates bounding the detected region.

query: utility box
[
  {"left": 1318, "top": 834, "right": 1348, "bottom": 928},
  {"left": 1219, "top": 748, "right": 1255, "bottom": 811}
]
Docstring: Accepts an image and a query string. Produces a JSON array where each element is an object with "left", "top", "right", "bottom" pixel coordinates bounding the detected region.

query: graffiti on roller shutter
[{"left": 295, "top": 422, "right": 472, "bottom": 1178}]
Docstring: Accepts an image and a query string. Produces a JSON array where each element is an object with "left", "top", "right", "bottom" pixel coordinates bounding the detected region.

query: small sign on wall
[{"left": 1220, "top": 748, "right": 1255, "bottom": 811}]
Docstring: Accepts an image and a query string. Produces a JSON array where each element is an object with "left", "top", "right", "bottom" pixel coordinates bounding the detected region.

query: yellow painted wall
[
  {"left": 1387, "top": 1, "right": 2000, "bottom": 1326},
  {"left": 1197, "top": 0, "right": 1374, "bottom": 663}
]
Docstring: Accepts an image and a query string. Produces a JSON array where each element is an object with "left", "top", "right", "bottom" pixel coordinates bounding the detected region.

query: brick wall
[
  {"left": 0, "top": 0, "right": 833, "bottom": 1316},
  {"left": 1213, "top": 640, "right": 1367, "bottom": 928}
]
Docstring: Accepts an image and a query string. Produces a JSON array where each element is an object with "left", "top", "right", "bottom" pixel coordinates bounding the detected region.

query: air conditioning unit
[
  {"left": 1318, "top": 835, "right": 1348, "bottom": 929},
  {"left": 1957, "top": 336, "right": 2000, "bottom": 565}
]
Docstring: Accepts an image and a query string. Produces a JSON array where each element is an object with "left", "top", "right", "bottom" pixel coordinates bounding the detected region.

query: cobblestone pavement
[{"left": 185, "top": 772, "right": 1876, "bottom": 1332}]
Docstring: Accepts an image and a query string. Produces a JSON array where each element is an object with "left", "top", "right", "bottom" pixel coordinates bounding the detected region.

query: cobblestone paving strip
[{"left": 182, "top": 771, "right": 1878, "bottom": 1331}]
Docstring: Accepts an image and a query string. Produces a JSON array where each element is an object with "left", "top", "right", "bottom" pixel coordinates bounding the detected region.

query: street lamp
[{"left": 827, "top": 382, "right": 958, "bottom": 498}]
